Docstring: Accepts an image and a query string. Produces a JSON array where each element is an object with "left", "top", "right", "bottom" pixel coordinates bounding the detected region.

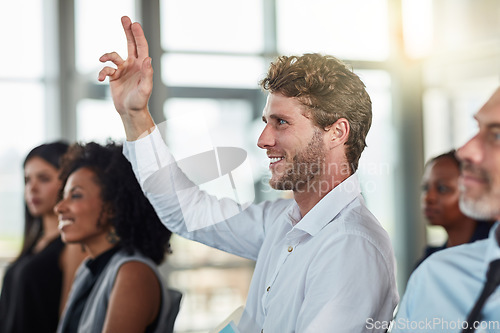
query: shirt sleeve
[
  {"left": 391, "top": 265, "right": 423, "bottom": 333},
  {"left": 123, "top": 127, "right": 278, "bottom": 260},
  {"left": 298, "top": 233, "right": 397, "bottom": 333}
]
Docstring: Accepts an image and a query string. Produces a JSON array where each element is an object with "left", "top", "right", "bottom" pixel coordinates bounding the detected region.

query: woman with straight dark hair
[{"left": 0, "top": 142, "right": 87, "bottom": 333}]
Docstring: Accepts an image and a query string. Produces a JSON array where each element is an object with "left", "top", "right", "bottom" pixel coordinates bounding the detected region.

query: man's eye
[{"left": 278, "top": 119, "right": 287, "bottom": 125}]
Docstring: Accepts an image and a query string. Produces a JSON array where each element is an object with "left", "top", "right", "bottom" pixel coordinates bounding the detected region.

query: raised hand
[{"left": 98, "top": 16, "right": 155, "bottom": 140}]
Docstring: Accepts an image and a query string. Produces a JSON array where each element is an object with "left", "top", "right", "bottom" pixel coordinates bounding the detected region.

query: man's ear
[{"left": 324, "top": 118, "right": 350, "bottom": 149}]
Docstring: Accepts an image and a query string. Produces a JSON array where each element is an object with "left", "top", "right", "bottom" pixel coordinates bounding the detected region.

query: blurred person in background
[
  {"left": 55, "top": 142, "right": 174, "bottom": 333},
  {"left": 392, "top": 88, "right": 500, "bottom": 332},
  {"left": 415, "top": 150, "right": 494, "bottom": 268},
  {"left": 0, "top": 142, "right": 87, "bottom": 333}
]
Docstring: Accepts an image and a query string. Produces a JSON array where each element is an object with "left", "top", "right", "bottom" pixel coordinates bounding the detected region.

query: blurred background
[{"left": 0, "top": 0, "right": 499, "bottom": 332}]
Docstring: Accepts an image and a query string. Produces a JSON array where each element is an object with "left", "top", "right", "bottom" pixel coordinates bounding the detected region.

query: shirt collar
[
  {"left": 285, "top": 172, "right": 361, "bottom": 237},
  {"left": 485, "top": 222, "right": 500, "bottom": 265}
]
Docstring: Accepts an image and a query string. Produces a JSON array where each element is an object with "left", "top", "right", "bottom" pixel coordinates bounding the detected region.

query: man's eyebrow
[
  {"left": 262, "top": 114, "right": 283, "bottom": 123},
  {"left": 268, "top": 114, "right": 290, "bottom": 120},
  {"left": 262, "top": 113, "right": 298, "bottom": 123},
  {"left": 487, "top": 123, "right": 500, "bottom": 130},
  {"left": 473, "top": 114, "right": 500, "bottom": 129}
]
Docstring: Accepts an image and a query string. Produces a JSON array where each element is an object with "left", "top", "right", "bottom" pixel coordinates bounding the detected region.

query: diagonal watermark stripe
[{"left": 143, "top": 117, "right": 256, "bottom": 231}]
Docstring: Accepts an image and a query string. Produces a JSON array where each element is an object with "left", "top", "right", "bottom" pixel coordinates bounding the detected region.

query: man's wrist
[{"left": 120, "top": 109, "right": 156, "bottom": 141}]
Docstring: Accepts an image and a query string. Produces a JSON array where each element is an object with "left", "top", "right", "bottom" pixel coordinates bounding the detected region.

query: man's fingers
[
  {"left": 99, "top": 52, "right": 124, "bottom": 66},
  {"left": 121, "top": 16, "right": 137, "bottom": 59},
  {"left": 98, "top": 66, "right": 118, "bottom": 82},
  {"left": 131, "top": 22, "right": 149, "bottom": 60},
  {"left": 138, "top": 57, "right": 153, "bottom": 95}
]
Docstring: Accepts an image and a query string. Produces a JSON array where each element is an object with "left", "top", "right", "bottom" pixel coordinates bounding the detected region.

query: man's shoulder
[
  {"left": 334, "top": 196, "right": 390, "bottom": 242},
  {"left": 412, "top": 238, "right": 489, "bottom": 285},
  {"left": 319, "top": 196, "right": 396, "bottom": 265},
  {"left": 424, "top": 238, "right": 488, "bottom": 266}
]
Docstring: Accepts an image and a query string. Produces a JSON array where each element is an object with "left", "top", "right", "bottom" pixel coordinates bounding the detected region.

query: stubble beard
[{"left": 269, "top": 130, "right": 326, "bottom": 192}]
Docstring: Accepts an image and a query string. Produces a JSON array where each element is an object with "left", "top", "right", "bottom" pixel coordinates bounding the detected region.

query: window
[
  {"left": 75, "top": 0, "right": 135, "bottom": 75},
  {"left": 0, "top": 1, "right": 46, "bottom": 263},
  {"left": 161, "top": 0, "right": 264, "bottom": 53},
  {"left": 277, "top": 0, "right": 389, "bottom": 60},
  {"left": 162, "top": 54, "right": 266, "bottom": 88}
]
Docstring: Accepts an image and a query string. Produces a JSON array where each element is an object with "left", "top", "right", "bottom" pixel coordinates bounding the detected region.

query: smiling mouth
[
  {"left": 58, "top": 219, "right": 74, "bottom": 230},
  {"left": 269, "top": 157, "right": 284, "bottom": 164},
  {"left": 460, "top": 174, "right": 488, "bottom": 188}
]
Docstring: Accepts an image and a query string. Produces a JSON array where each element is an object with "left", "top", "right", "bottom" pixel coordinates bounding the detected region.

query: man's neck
[{"left": 293, "top": 172, "right": 350, "bottom": 218}]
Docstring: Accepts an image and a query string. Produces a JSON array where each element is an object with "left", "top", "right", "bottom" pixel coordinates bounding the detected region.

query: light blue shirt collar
[{"left": 485, "top": 221, "right": 500, "bottom": 265}]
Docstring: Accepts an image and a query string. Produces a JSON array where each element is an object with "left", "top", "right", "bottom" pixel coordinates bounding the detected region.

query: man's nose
[
  {"left": 257, "top": 124, "right": 275, "bottom": 149},
  {"left": 456, "top": 134, "right": 482, "bottom": 165}
]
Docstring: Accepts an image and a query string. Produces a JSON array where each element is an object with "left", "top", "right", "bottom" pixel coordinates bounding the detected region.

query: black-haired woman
[
  {"left": 55, "top": 142, "right": 173, "bottom": 333},
  {"left": 0, "top": 142, "right": 87, "bottom": 333}
]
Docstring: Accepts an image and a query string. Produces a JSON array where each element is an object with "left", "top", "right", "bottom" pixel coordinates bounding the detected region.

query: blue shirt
[{"left": 392, "top": 222, "right": 500, "bottom": 333}]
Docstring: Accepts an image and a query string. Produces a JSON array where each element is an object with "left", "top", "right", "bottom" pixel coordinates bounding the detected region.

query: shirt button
[
  {"left": 266, "top": 286, "right": 270, "bottom": 292},
  {"left": 288, "top": 246, "right": 293, "bottom": 252}
]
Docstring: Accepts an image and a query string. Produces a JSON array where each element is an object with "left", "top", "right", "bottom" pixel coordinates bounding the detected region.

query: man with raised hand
[
  {"left": 99, "top": 16, "right": 398, "bottom": 333},
  {"left": 392, "top": 88, "right": 500, "bottom": 333}
]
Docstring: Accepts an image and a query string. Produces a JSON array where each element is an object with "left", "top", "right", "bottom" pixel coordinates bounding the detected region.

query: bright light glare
[
  {"left": 77, "top": 99, "right": 126, "bottom": 143},
  {"left": 75, "top": 0, "right": 135, "bottom": 75},
  {"left": 402, "top": 0, "right": 433, "bottom": 59},
  {"left": 161, "top": 0, "right": 264, "bottom": 53},
  {"left": 162, "top": 54, "right": 266, "bottom": 88},
  {"left": 277, "top": 0, "right": 389, "bottom": 60},
  {"left": 0, "top": 0, "right": 44, "bottom": 78}
]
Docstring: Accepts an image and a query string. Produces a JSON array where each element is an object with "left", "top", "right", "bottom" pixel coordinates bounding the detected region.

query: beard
[
  {"left": 459, "top": 192, "right": 500, "bottom": 220},
  {"left": 459, "top": 162, "right": 500, "bottom": 220},
  {"left": 269, "top": 129, "right": 326, "bottom": 192}
]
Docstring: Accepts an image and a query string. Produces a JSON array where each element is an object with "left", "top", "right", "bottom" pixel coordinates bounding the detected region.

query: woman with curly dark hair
[{"left": 54, "top": 142, "right": 173, "bottom": 333}]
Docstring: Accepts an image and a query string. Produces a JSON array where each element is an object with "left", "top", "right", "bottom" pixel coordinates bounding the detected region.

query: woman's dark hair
[
  {"left": 58, "top": 141, "right": 172, "bottom": 264},
  {"left": 426, "top": 149, "right": 459, "bottom": 169},
  {"left": 21, "top": 141, "right": 69, "bottom": 257}
]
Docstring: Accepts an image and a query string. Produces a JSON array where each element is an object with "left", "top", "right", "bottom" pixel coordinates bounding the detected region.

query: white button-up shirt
[{"left": 123, "top": 127, "right": 398, "bottom": 333}]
